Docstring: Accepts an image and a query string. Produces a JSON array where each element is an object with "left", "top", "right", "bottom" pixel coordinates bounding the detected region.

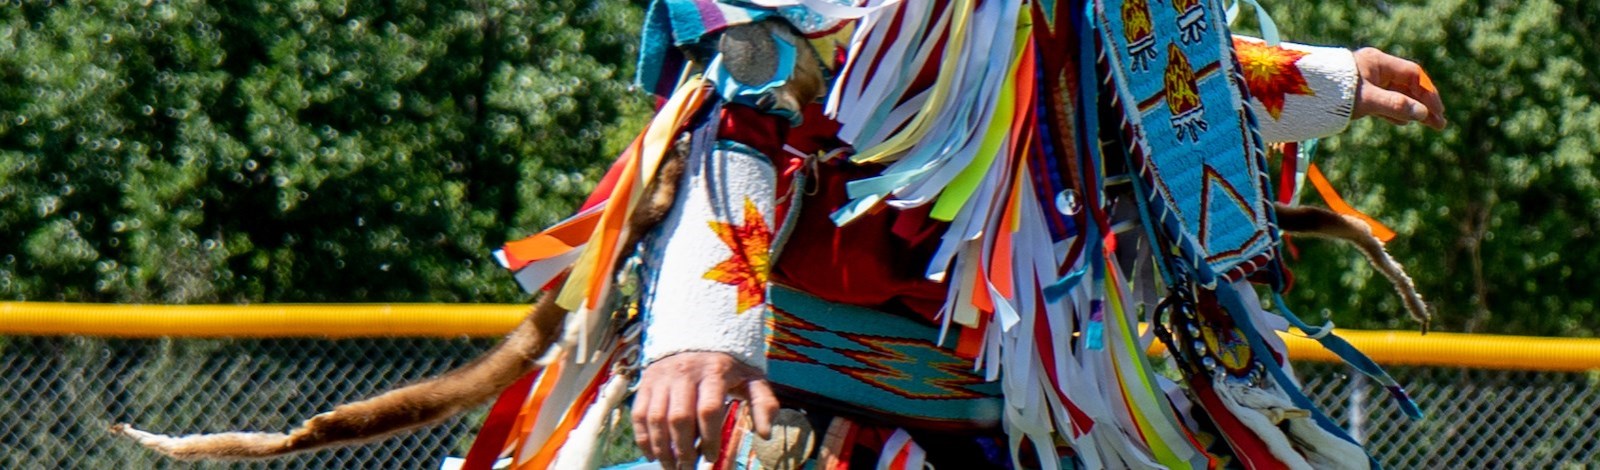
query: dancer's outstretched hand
[
  {"left": 1352, "top": 47, "right": 1448, "bottom": 130},
  {"left": 632, "top": 351, "right": 780, "bottom": 470}
]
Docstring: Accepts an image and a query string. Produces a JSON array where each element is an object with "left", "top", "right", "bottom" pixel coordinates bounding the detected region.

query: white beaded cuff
[
  {"left": 639, "top": 144, "right": 778, "bottom": 372},
  {"left": 1233, "top": 37, "right": 1361, "bottom": 143}
]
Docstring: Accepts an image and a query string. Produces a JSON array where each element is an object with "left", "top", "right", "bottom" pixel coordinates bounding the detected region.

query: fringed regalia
[{"left": 465, "top": 0, "right": 1418, "bottom": 468}]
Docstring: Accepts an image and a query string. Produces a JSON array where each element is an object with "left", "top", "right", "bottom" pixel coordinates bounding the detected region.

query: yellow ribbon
[
  {"left": 558, "top": 78, "right": 711, "bottom": 310},
  {"left": 849, "top": 0, "right": 976, "bottom": 165}
]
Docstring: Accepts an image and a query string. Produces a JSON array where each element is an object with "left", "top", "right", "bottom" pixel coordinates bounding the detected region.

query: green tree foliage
[
  {"left": 1258, "top": 0, "right": 1600, "bottom": 335},
  {"left": 0, "top": 0, "right": 650, "bottom": 304},
  {"left": 4, "top": 0, "right": 1597, "bottom": 338}
]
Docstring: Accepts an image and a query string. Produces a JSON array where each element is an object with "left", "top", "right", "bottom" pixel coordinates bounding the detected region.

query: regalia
[{"left": 476, "top": 0, "right": 1430, "bottom": 468}]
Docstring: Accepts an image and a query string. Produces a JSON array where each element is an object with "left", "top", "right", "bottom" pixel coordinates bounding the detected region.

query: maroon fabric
[
  {"left": 718, "top": 104, "right": 789, "bottom": 163},
  {"left": 771, "top": 158, "right": 950, "bottom": 322},
  {"left": 787, "top": 104, "right": 847, "bottom": 154}
]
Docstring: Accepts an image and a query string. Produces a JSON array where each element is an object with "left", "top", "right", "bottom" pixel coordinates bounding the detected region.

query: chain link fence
[
  {"left": 0, "top": 336, "right": 495, "bottom": 469},
  {"left": 1298, "top": 362, "right": 1600, "bottom": 469},
  {"left": 1, "top": 336, "right": 1596, "bottom": 468}
]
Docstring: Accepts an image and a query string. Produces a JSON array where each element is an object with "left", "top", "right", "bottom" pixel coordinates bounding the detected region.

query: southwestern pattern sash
[
  {"left": 765, "top": 284, "right": 1003, "bottom": 431},
  {"left": 1095, "top": 0, "right": 1278, "bottom": 283}
]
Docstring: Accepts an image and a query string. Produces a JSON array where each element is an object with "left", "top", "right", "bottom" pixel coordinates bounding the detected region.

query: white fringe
[{"left": 550, "top": 371, "right": 634, "bottom": 470}]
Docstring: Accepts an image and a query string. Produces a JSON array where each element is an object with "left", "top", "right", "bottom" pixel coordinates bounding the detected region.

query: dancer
[{"left": 116, "top": 0, "right": 1445, "bottom": 468}]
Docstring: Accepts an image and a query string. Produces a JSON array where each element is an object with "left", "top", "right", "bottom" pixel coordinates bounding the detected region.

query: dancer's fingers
[
  {"left": 696, "top": 376, "right": 729, "bottom": 461},
  {"left": 1409, "top": 69, "right": 1448, "bottom": 129},
  {"left": 646, "top": 382, "right": 676, "bottom": 467},
  {"left": 1358, "top": 85, "right": 1429, "bottom": 125},
  {"left": 743, "top": 379, "right": 780, "bottom": 439},
  {"left": 1354, "top": 47, "right": 1447, "bottom": 129},
  {"left": 666, "top": 379, "right": 698, "bottom": 469}
]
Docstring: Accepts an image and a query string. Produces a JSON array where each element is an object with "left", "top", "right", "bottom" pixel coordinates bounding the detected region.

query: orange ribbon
[{"left": 1306, "top": 163, "right": 1396, "bottom": 242}]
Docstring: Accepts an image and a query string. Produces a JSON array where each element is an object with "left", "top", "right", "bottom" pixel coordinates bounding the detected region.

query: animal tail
[
  {"left": 108, "top": 132, "right": 694, "bottom": 460},
  {"left": 110, "top": 293, "right": 571, "bottom": 460},
  {"left": 1274, "top": 203, "right": 1431, "bottom": 333}
]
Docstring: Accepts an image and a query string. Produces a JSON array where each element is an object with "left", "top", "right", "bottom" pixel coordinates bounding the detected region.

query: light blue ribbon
[{"left": 1225, "top": 0, "right": 1281, "bottom": 46}]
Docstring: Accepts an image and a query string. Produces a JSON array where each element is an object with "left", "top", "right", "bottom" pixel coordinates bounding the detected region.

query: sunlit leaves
[
  {"left": 1273, "top": 0, "right": 1600, "bottom": 335},
  {"left": 0, "top": 0, "right": 649, "bottom": 303}
]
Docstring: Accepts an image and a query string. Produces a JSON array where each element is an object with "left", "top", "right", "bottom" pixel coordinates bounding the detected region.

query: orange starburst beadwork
[
  {"left": 1232, "top": 39, "right": 1314, "bottom": 120},
  {"left": 703, "top": 197, "right": 773, "bottom": 314}
]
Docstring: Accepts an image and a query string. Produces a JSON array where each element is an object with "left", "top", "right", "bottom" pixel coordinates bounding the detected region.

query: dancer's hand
[
  {"left": 632, "top": 351, "right": 780, "bottom": 470},
  {"left": 1352, "top": 47, "right": 1448, "bottom": 130}
]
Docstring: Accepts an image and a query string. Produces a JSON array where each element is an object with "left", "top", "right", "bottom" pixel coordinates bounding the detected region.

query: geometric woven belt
[{"left": 766, "top": 284, "right": 1003, "bottom": 432}]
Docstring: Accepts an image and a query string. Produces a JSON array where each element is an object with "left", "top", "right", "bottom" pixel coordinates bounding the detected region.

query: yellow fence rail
[
  {"left": 0, "top": 302, "right": 528, "bottom": 339},
  {"left": 3, "top": 302, "right": 1598, "bottom": 372}
]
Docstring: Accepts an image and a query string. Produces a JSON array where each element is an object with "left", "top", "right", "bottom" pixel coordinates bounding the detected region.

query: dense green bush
[
  {"left": 2, "top": 0, "right": 1598, "bottom": 336},
  {"left": 1263, "top": 0, "right": 1600, "bottom": 335},
  {"left": 0, "top": 0, "right": 650, "bottom": 304}
]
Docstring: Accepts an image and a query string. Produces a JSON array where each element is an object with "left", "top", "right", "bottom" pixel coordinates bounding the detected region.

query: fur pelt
[
  {"left": 110, "top": 136, "right": 692, "bottom": 460},
  {"left": 1274, "top": 203, "right": 1431, "bottom": 332}
]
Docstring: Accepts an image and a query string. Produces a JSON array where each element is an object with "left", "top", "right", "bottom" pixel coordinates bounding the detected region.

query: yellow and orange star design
[
  {"left": 1232, "top": 39, "right": 1314, "bottom": 120},
  {"left": 703, "top": 198, "right": 773, "bottom": 314}
]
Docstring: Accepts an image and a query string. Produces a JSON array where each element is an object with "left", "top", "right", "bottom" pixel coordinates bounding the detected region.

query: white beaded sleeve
[
  {"left": 1233, "top": 37, "right": 1362, "bottom": 143},
  {"left": 638, "top": 143, "right": 778, "bottom": 371}
]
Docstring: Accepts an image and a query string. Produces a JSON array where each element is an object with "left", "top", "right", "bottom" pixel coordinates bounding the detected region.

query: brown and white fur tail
[
  {"left": 111, "top": 135, "right": 692, "bottom": 460},
  {"left": 1274, "top": 203, "right": 1431, "bottom": 333},
  {"left": 111, "top": 293, "right": 568, "bottom": 459}
]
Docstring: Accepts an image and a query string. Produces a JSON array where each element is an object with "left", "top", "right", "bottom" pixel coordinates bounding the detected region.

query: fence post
[{"left": 1347, "top": 366, "right": 1366, "bottom": 444}]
